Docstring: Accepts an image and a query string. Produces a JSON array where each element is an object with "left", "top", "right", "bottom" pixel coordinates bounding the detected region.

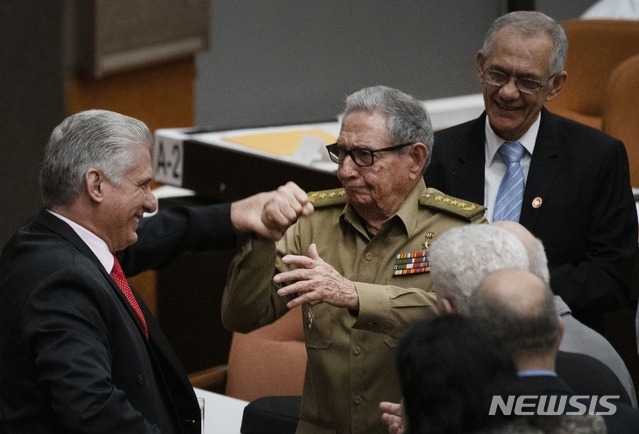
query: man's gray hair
[
  {"left": 482, "top": 11, "right": 568, "bottom": 75},
  {"left": 525, "top": 236, "right": 550, "bottom": 285},
  {"left": 430, "top": 225, "right": 529, "bottom": 314},
  {"left": 343, "top": 85, "right": 434, "bottom": 172},
  {"left": 40, "top": 109, "right": 153, "bottom": 208}
]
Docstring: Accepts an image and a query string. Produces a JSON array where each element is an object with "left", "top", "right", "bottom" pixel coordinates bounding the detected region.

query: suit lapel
[
  {"left": 36, "top": 210, "right": 149, "bottom": 339},
  {"left": 452, "top": 114, "right": 487, "bottom": 204},
  {"left": 520, "top": 108, "right": 561, "bottom": 231},
  {"left": 144, "top": 304, "right": 200, "bottom": 427},
  {"left": 35, "top": 210, "right": 101, "bottom": 266}
]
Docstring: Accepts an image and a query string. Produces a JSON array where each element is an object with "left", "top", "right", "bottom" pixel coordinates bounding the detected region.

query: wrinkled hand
[
  {"left": 231, "top": 182, "right": 313, "bottom": 240},
  {"left": 380, "top": 400, "right": 405, "bottom": 434},
  {"left": 274, "top": 244, "right": 359, "bottom": 310}
]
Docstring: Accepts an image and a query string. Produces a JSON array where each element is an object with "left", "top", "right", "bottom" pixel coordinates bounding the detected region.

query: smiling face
[
  {"left": 477, "top": 26, "right": 566, "bottom": 141},
  {"left": 99, "top": 145, "right": 157, "bottom": 252},
  {"left": 336, "top": 111, "right": 425, "bottom": 224}
]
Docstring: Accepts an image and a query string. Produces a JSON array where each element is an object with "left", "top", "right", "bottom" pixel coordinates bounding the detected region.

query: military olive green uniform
[{"left": 222, "top": 180, "right": 486, "bottom": 434}]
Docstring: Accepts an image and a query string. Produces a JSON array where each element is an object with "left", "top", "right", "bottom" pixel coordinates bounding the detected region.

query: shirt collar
[
  {"left": 341, "top": 179, "right": 426, "bottom": 239},
  {"left": 485, "top": 112, "right": 541, "bottom": 166},
  {"left": 395, "top": 178, "right": 427, "bottom": 237},
  {"left": 47, "top": 210, "right": 114, "bottom": 273},
  {"left": 518, "top": 369, "right": 557, "bottom": 377}
]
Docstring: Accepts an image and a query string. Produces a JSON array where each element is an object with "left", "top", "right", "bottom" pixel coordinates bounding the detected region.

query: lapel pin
[{"left": 532, "top": 197, "right": 543, "bottom": 209}]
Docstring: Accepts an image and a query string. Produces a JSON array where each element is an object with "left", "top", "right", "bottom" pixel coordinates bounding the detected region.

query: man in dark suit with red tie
[
  {"left": 0, "top": 109, "right": 313, "bottom": 433},
  {"left": 424, "top": 11, "right": 637, "bottom": 329}
]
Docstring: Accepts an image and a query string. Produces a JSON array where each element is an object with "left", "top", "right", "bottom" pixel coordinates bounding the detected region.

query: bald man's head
[{"left": 468, "top": 268, "right": 560, "bottom": 359}]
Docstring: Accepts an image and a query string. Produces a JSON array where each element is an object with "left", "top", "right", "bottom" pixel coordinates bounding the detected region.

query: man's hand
[
  {"left": 380, "top": 400, "right": 405, "bottom": 434},
  {"left": 230, "top": 182, "right": 313, "bottom": 240},
  {"left": 274, "top": 244, "right": 359, "bottom": 310}
]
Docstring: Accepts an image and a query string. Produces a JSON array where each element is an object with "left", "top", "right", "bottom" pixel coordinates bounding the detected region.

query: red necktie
[{"left": 111, "top": 256, "right": 148, "bottom": 338}]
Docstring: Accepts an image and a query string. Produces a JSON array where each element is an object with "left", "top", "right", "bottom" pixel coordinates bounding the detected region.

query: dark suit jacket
[
  {"left": 518, "top": 372, "right": 639, "bottom": 433},
  {"left": 0, "top": 204, "right": 235, "bottom": 434},
  {"left": 555, "top": 351, "right": 631, "bottom": 406},
  {"left": 425, "top": 108, "right": 638, "bottom": 326}
]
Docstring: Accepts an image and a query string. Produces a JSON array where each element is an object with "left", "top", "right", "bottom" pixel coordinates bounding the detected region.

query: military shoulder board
[
  {"left": 419, "top": 189, "right": 486, "bottom": 222},
  {"left": 308, "top": 188, "right": 348, "bottom": 208}
]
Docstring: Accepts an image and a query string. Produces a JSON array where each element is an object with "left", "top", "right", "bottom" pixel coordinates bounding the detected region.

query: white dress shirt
[
  {"left": 47, "top": 210, "right": 115, "bottom": 273},
  {"left": 484, "top": 114, "right": 541, "bottom": 222}
]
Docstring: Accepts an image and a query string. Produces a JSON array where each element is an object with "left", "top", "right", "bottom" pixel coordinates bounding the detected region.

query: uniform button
[
  {"left": 354, "top": 396, "right": 362, "bottom": 405},
  {"left": 136, "top": 375, "right": 145, "bottom": 386},
  {"left": 366, "top": 322, "right": 374, "bottom": 329},
  {"left": 365, "top": 253, "right": 373, "bottom": 261},
  {"left": 353, "top": 346, "right": 361, "bottom": 355}
]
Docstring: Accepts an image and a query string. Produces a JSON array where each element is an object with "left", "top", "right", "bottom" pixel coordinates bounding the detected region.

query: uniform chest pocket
[
  {"left": 382, "top": 275, "right": 435, "bottom": 348},
  {"left": 303, "top": 300, "right": 333, "bottom": 349}
]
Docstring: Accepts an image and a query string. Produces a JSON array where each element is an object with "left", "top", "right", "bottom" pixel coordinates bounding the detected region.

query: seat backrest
[
  {"left": 546, "top": 19, "right": 639, "bottom": 129},
  {"left": 225, "top": 305, "right": 307, "bottom": 402},
  {"left": 602, "top": 53, "right": 639, "bottom": 187}
]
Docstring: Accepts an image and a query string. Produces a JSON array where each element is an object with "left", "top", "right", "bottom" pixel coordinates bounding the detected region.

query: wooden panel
[
  {"left": 75, "top": 0, "right": 209, "bottom": 77},
  {"left": 67, "top": 58, "right": 196, "bottom": 132}
]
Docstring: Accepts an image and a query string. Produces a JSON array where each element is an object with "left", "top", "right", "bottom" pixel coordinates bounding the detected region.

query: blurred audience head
[
  {"left": 430, "top": 224, "right": 528, "bottom": 315},
  {"left": 491, "top": 221, "right": 550, "bottom": 285},
  {"left": 469, "top": 268, "right": 561, "bottom": 363},
  {"left": 397, "top": 315, "right": 522, "bottom": 434}
]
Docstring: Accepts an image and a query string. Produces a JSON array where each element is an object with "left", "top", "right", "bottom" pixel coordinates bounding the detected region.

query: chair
[
  {"left": 545, "top": 19, "right": 639, "bottom": 130},
  {"left": 189, "top": 307, "right": 306, "bottom": 433},
  {"left": 602, "top": 53, "right": 639, "bottom": 188},
  {"left": 225, "top": 305, "right": 307, "bottom": 401},
  {"left": 189, "top": 305, "right": 307, "bottom": 401}
]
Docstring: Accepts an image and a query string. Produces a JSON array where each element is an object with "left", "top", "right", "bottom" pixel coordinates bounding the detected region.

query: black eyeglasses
[
  {"left": 326, "top": 142, "right": 415, "bottom": 167},
  {"left": 481, "top": 68, "right": 555, "bottom": 94}
]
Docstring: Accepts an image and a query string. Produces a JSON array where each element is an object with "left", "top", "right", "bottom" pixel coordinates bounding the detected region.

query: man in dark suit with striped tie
[{"left": 424, "top": 11, "right": 637, "bottom": 329}]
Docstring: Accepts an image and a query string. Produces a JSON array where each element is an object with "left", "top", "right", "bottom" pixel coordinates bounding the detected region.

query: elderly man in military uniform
[{"left": 222, "top": 85, "right": 486, "bottom": 434}]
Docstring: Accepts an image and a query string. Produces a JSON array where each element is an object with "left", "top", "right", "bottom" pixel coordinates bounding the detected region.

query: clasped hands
[{"left": 231, "top": 182, "right": 358, "bottom": 310}]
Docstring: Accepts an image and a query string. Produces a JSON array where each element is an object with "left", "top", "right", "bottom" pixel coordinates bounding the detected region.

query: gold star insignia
[{"left": 421, "top": 232, "right": 435, "bottom": 250}]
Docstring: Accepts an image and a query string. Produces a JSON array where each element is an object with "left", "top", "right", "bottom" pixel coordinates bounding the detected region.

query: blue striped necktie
[{"left": 493, "top": 141, "right": 525, "bottom": 222}]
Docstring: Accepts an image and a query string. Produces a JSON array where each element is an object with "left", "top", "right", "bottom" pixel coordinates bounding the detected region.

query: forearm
[
  {"left": 122, "top": 203, "right": 236, "bottom": 275},
  {"left": 554, "top": 139, "right": 639, "bottom": 317},
  {"left": 549, "top": 259, "right": 633, "bottom": 316},
  {"left": 222, "top": 235, "right": 290, "bottom": 333}
]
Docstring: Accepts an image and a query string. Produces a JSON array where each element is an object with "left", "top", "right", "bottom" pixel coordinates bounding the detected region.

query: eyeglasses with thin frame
[
  {"left": 481, "top": 68, "right": 556, "bottom": 94},
  {"left": 326, "top": 142, "right": 415, "bottom": 167}
]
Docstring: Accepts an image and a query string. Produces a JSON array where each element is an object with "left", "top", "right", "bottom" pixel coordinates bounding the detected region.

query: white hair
[{"left": 430, "top": 225, "right": 529, "bottom": 314}]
